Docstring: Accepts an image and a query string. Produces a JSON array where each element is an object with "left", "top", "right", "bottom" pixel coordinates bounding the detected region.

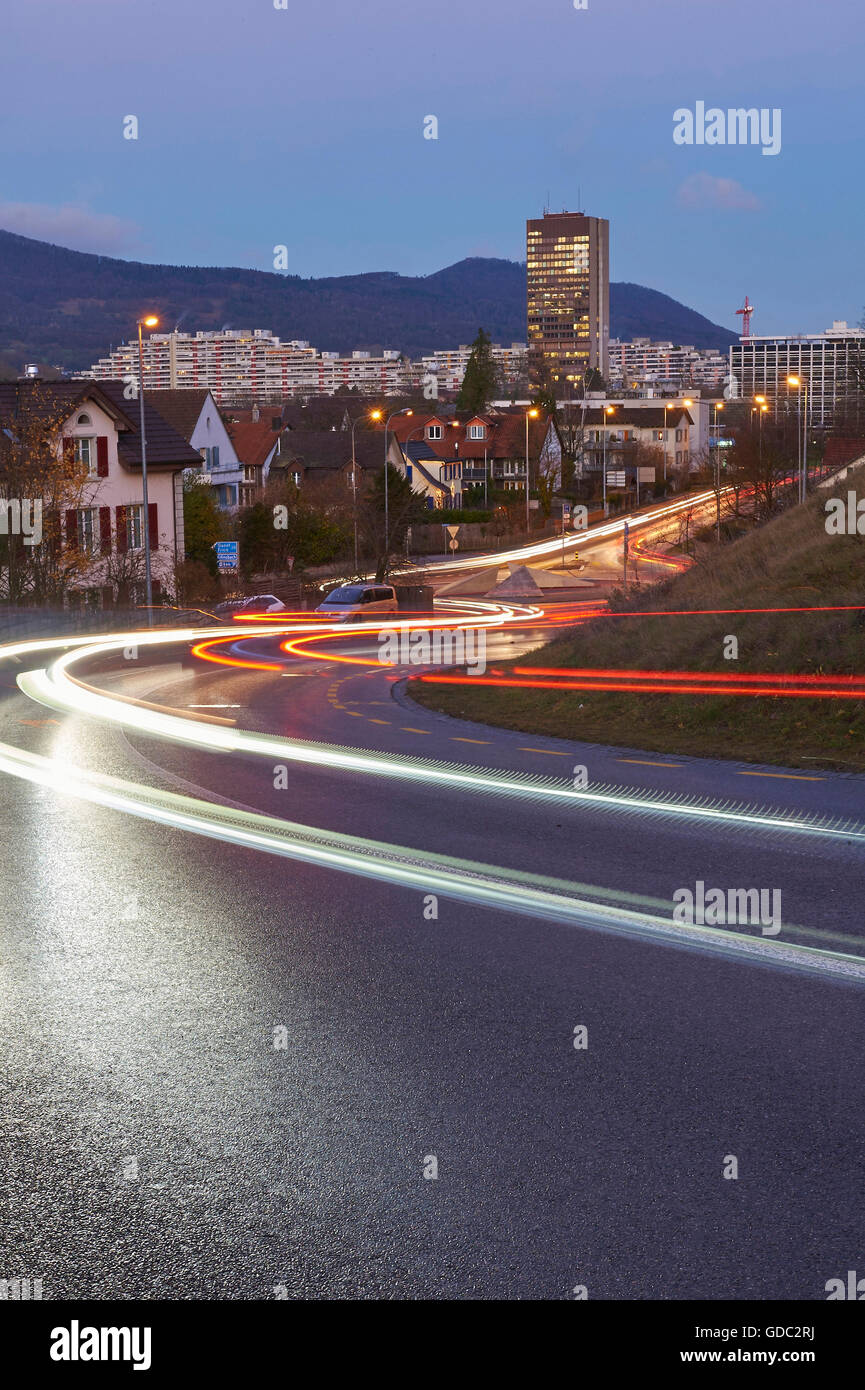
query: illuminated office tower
[{"left": 526, "top": 210, "right": 609, "bottom": 392}]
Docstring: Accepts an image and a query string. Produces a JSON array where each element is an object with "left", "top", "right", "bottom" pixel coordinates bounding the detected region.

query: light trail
[
  {"left": 6, "top": 630, "right": 864, "bottom": 844},
  {"left": 0, "top": 731, "right": 863, "bottom": 985}
]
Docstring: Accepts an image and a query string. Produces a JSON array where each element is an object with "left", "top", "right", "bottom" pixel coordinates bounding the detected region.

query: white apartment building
[
  {"left": 607, "top": 338, "right": 727, "bottom": 391},
  {"left": 729, "top": 321, "right": 865, "bottom": 427},
  {"left": 420, "top": 342, "right": 528, "bottom": 394},
  {"left": 80, "top": 331, "right": 414, "bottom": 404}
]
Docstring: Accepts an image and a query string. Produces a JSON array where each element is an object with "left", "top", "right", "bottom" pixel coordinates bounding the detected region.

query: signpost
[
  {"left": 445, "top": 524, "right": 459, "bottom": 554},
  {"left": 214, "top": 540, "right": 239, "bottom": 572}
]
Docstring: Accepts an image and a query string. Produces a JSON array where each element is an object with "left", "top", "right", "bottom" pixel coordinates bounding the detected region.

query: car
[
  {"left": 315, "top": 583, "right": 398, "bottom": 622},
  {"left": 212, "top": 594, "right": 287, "bottom": 617}
]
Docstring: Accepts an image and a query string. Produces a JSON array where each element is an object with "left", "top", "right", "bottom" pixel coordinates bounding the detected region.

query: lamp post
[
  {"left": 712, "top": 401, "right": 724, "bottom": 542},
  {"left": 602, "top": 405, "right": 615, "bottom": 512},
  {"left": 349, "top": 411, "right": 379, "bottom": 573},
  {"left": 787, "top": 376, "right": 808, "bottom": 501},
  {"left": 382, "top": 407, "right": 412, "bottom": 568},
  {"left": 525, "top": 407, "right": 539, "bottom": 533},
  {"left": 136, "top": 314, "right": 159, "bottom": 622},
  {"left": 662, "top": 402, "right": 672, "bottom": 482}
]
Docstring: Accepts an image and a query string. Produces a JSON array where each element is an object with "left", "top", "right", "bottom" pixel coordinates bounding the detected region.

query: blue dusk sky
[{"left": 2, "top": 0, "right": 862, "bottom": 335}]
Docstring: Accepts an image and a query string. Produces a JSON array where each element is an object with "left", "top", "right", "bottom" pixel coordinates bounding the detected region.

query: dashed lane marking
[
  {"left": 737, "top": 770, "right": 825, "bottom": 782},
  {"left": 617, "top": 758, "right": 684, "bottom": 768}
]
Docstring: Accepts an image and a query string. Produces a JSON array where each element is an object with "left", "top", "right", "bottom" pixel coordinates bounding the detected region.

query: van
[{"left": 316, "top": 583, "right": 398, "bottom": 622}]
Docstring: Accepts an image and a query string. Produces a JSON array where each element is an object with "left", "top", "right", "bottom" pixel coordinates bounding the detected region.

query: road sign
[
  {"left": 214, "top": 540, "right": 239, "bottom": 571},
  {"left": 606, "top": 471, "right": 626, "bottom": 487},
  {"left": 446, "top": 525, "right": 459, "bottom": 538}
]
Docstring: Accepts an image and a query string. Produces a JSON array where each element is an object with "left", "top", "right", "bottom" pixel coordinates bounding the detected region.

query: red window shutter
[
  {"left": 63, "top": 438, "right": 74, "bottom": 468},
  {"left": 96, "top": 436, "right": 109, "bottom": 477},
  {"left": 65, "top": 509, "right": 77, "bottom": 548},
  {"left": 99, "top": 506, "right": 112, "bottom": 554},
  {"left": 115, "top": 506, "right": 127, "bottom": 553},
  {"left": 147, "top": 502, "right": 159, "bottom": 550}
]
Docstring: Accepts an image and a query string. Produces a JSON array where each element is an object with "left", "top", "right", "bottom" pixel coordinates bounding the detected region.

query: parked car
[
  {"left": 212, "top": 594, "right": 287, "bottom": 618},
  {"left": 315, "top": 583, "right": 398, "bottom": 622}
]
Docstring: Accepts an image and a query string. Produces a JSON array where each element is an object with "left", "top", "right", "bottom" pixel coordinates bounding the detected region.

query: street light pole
[
  {"left": 524, "top": 407, "right": 538, "bottom": 534},
  {"left": 349, "top": 415, "right": 361, "bottom": 573},
  {"left": 136, "top": 315, "right": 159, "bottom": 623},
  {"left": 383, "top": 408, "right": 412, "bottom": 569},
  {"left": 602, "top": 405, "right": 615, "bottom": 513}
]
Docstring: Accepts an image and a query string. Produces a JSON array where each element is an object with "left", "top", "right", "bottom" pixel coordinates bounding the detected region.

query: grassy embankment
[{"left": 410, "top": 486, "right": 865, "bottom": 770}]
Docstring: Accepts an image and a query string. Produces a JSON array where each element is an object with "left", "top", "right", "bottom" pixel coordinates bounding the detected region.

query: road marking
[
  {"left": 368, "top": 718, "right": 390, "bottom": 725},
  {"left": 737, "top": 770, "right": 825, "bottom": 782},
  {"left": 519, "top": 747, "right": 569, "bottom": 757},
  {"left": 452, "top": 737, "right": 491, "bottom": 745},
  {"left": 344, "top": 711, "right": 363, "bottom": 717},
  {"left": 617, "top": 758, "right": 683, "bottom": 768},
  {"left": 401, "top": 727, "right": 431, "bottom": 734},
  {"left": 189, "top": 703, "right": 242, "bottom": 709},
  {"left": 17, "top": 718, "right": 60, "bottom": 726}
]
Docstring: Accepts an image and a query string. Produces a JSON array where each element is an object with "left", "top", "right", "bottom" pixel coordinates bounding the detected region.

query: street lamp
[
  {"left": 602, "top": 405, "right": 615, "bottom": 512},
  {"left": 712, "top": 401, "right": 724, "bottom": 541},
  {"left": 382, "top": 408, "right": 412, "bottom": 567},
  {"left": 525, "top": 407, "right": 539, "bottom": 533},
  {"left": 787, "top": 375, "right": 808, "bottom": 501},
  {"left": 136, "top": 314, "right": 159, "bottom": 621},
  {"left": 349, "top": 409, "right": 382, "bottom": 573},
  {"left": 662, "top": 401, "right": 673, "bottom": 482}
]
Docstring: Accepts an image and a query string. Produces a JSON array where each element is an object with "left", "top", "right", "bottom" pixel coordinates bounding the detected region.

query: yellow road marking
[
  {"left": 617, "top": 758, "right": 683, "bottom": 768},
  {"left": 737, "top": 770, "right": 825, "bottom": 782},
  {"left": 519, "top": 747, "right": 569, "bottom": 757},
  {"left": 401, "top": 727, "right": 431, "bottom": 734},
  {"left": 344, "top": 711, "right": 363, "bottom": 717},
  {"left": 368, "top": 718, "right": 390, "bottom": 725},
  {"left": 452, "top": 737, "right": 491, "bottom": 745}
]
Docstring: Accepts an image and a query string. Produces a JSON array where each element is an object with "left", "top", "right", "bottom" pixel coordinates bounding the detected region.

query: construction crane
[{"left": 736, "top": 295, "right": 754, "bottom": 338}]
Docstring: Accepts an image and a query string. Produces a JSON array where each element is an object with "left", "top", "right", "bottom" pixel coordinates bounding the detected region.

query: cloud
[
  {"left": 676, "top": 173, "right": 762, "bottom": 212},
  {"left": 0, "top": 201, "right": 140, "bottom": 253}
]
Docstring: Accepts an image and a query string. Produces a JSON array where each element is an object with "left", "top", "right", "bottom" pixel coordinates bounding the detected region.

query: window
[
  {"left": 291, "top": 470, "right": 302, "bottom": 487},
  {"left": 468, "top": 424, "right": 485, "bottom": 440},
  {"left": 427, "top": 425, "right": 442, "bottom": 439},
  {"left": 127, "top": 504, "right": 143, "bottom": 550},
  {"left": 77, "top": 508, "right": 97, "bottom": 553},
  {"left": 406, "top": 464, "right": 413, "bottom": 484},
  {"left": 76, "top": 413, "right": 92, "bottom": 426},
  {"left": 74, "top": 437, "right": 95, "bottom": 473}
]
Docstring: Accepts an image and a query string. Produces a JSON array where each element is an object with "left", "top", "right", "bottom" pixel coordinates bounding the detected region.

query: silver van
[{"left": 316, "top": 583, "right": 398, "bottom": 622}]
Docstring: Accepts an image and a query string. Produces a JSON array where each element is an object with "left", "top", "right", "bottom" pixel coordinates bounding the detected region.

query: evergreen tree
[{"left": 456, "top": 329, "right": 499, "bottom": 415}]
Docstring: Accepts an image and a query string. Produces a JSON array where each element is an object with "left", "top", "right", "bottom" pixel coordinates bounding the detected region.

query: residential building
[
  {"left": 730, "top": 321, "right": 865, "bottom": 429},
  {"left": 387, "top": 410, "right": 562, "bottom": 508},
  {"left": 570, "top": 404, "right": 694, "bottom": 485},
  {"left": 526, "top": 210, "right": 610, "bottom": 390},
  {"left": 607, "top": 338, "right": 727, "bottom": 391},
  {"left": 0, "top": 379, "right": 199, "bottom": 603},
  {"left": 146, "top": 388, "right": 243, "bottom": 508},
  {"left": 420, "top": 343, "right": 528, "bottom": 395},
  {"left": 80, "top": 331, "right": 413, "bottom": 404},
  {"left": 224, "top": 405, "right": 292, "bottom": 504}
]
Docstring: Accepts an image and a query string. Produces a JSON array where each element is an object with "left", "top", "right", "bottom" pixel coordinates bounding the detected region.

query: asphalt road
[{"left": 1, "top": 628, "right": 865, "bottom": 1301}]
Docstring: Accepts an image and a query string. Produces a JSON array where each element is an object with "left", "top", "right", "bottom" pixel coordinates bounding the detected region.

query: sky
[{"left": 2, "top": 0, "right": 863, "bottom": 337}]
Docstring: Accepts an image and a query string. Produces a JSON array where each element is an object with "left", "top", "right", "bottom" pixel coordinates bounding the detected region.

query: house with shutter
[
  {"left": 0, "top": 378, "right": 200, "bottom": 604},
  {"left": 386, "top": 410, "right": 562, "bottom": 506},
  {"left": 146, "top": 389, "right": 243, "bottom": 509}
]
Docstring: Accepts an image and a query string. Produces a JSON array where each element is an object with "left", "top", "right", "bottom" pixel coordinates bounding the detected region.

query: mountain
[{"left": 0, "top": 229, "right": 737, "bottom": 376}]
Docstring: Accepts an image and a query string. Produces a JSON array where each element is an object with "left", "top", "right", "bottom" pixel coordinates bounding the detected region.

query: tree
[
  {"left": 183, "top": 476, "right": 225, "bottom": 575},
  {"left": 358, "top": 463, "right": 427, "bottom": 581},
  {"left": 0, "top": 384, "right": 99, "bottom": 604},
  {"left": 456, "top": 329, "right": 499, "bottom": 415}
]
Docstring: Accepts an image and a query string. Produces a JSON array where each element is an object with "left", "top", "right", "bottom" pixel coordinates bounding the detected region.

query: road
[{"left": 1, "top": 597, "right": 864, "bottom": 1302}]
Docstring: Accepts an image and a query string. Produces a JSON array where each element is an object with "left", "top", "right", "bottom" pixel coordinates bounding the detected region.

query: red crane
[{"left": 736, "top": 295, "right": 754, "bottom": 338}]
